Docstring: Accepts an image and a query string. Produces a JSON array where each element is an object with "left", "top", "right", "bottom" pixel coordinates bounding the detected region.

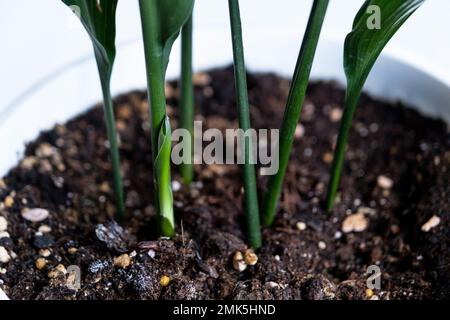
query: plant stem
[
  {"left": 97, "top": 66, "right": 125, "bottom": 220},
  {"left": 179, "top": 14, "right": 194, "bottom": 185},
  {"left": 228, "top": 0, "right": 262, "bottom": 249},
  {"left": 262, "top": 0, "right": 329, "bottom": 226},
  {"left": 139, "top": 0, "right": 174, "bottom": 236},
  {"left": 325, "top": 92, "right": 358, "bottom": 210}
]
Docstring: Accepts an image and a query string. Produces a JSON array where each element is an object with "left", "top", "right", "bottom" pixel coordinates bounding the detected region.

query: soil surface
[{"left": 0, "top": 67, "right": 449, "bottom": 300}]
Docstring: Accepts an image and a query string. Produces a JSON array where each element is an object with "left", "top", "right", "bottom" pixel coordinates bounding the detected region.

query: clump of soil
[{"left": 0, "top": 66, "right": 449, "bottom": 300}]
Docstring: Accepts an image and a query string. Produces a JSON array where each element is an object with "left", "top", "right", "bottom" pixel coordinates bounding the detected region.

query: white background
[{"left": 1, "top": 0, "right": 450, "bottom": 109}]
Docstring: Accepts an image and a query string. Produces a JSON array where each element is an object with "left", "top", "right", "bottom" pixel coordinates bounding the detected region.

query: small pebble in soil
[
  {"left": 322, "top": 152, "right": 333, "bottom": 164},
  {"left": 147, "top": 250, "right": 156, "bottom": 258},
  {"left": 342, "top": 212, "right": 369, "bottom": 233},
  {"left": 243, "top": 249, "right": 258, "bottom": 266},
  {"left": 99, "top": 182, "right": 110, "bottom": 193},
  {"left": 3, "top": 196, "right": 14, "bottom": 208},
  {"left": 334, "top": 231, "right": 342, "bottom": 239},
  {"left": 294, "top": 124, "right": 305, "bottom": 139},
  {"left": 266, "top": 281, "right": 281, "bottom": 289},
  {"left": 67, "top": 247, "right": 78, "bottom": 255},
  {"left": 33, "top": 235, "right": 55, "bottom": 249},
  {"left": 301, "top": 275, "right": 336, "bottom": 300},
  {"left": 113, "top": 253, "right": 131, "bottom": 268},
  {"left": 66, "top": 269, "right": 79, "bottom": 291},
  {"left": 9, "top": 251, "right": 16, "bottom": 259},
  {"left": 38, "top": 225, "right": 52, "bottom": 234},
  {"left": 0, "top": 246, "right": 11, "bottom": 263},
  {"left": 296, "top": 221, "right": 307, "bottom": 231},
  {"left": 190, "top": 188, "right": 200, "bottom": 198},
  {"left": 21, "top": 208, "right": 49, "bottom": 222},
  {"left": 193, "top": 181, "right": 203, "bottom": 189},
  {"left": 89, "top": 260, "right": 109, "bottom": 273},
  {"left": 318, "top": 241, "right": 327, "bottom": 250},
  {"left": 329, "top": 107, "right": 343, "bottom": 122},
  {"left": 39, "top": 249, "right": 51, "bottom": 258},
  {"left": 35, "top": 258, "right": 47, "bottom": 270},
  {"left": 232, "top": 251, "right": 247, "bottom": 272},
  {"left": 171, "top": 181, "right": 181, "bottom": 192},
  {"left": 193, "top": 72, "right": 211, "bottom": 86},
  {"left": 0, "top": 232, "right": 10, "bottom": 239},
  {"left": 421, "top": 215, "right": 441, "bottom": 232},
  {"left": 0, "top": 217, "right": 7, "bottom": 232},
  {"left": 35, "top": 143, "right": 55, "bottom": 158},
  {"left": 365, "top": 288, "right": 374, "bottom": 298},
  {"left": 370, "top": 295, "right": 379, "bottom": 300},
  {"left": 304, "top": 148, "right": 313, "bottom": 157},
  {"left": 160, "top": 275, "right": 170, "bottom": 287},
  {"left": 377, "top": 175, "right": 394, "bottom": 189},
  {"left": 96, "top": 220, "right": 134, "bottom": 253},
  {"left": 390, "top": 224, "right": 400, "bottom": 234},
  {"left": 48, "top": 264, "right": 66, "bottom": 278}
]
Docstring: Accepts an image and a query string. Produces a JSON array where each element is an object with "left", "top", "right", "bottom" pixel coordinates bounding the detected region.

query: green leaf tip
[
  {"left": 344, "top": 0, "right": 425, "bottom": 95},
  {"left": 61, "top": 0, "right": 118, "bottom": 78},
  {"left": 154, "top": 116, "right": 174, "bottom": 237},
  {"left": 139, "top": 0, "right": 195, "bottom": 76},
  {"left": 326, "top": 0, "right": 425, "bottom": 211}
]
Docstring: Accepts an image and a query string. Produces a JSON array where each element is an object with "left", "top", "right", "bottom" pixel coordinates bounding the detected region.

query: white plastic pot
[{"left": 1, "top": 2, "right": 450, "bottom": 300}]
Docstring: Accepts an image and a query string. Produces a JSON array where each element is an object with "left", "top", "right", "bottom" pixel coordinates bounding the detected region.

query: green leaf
[
  {"left": 344, "top": 0, "right": 425, "bottom": 95},
  {"left": 262, "top": 0, "right": 329, "bottom": 226},
  {"left": 61, "top": 0, "right": 125, "bottom": 219},
  {"left": 139, "top": 0, "right": 195, "bottom": 75},
  {"left": 154, "top": 116, "right": 174, "bottom": 237},
  {"left": 326, "top": 0, "right": 425, "bottom": 210},
  {"left": 179, "top": 14, "right": 194, "bottom": 185},
  {"left": 139, "top": 0, "right": 194, "bottom": 237},
  {"left": 62, "top": 0, "right": 118, "bottom": 80},
  {"left": 228, "top": 0, "right": 262, "bottom": 248}
]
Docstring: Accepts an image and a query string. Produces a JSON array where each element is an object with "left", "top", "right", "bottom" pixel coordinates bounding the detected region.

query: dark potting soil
[{"left": 0, "top": 66, "right": 449, "bottom": 300}]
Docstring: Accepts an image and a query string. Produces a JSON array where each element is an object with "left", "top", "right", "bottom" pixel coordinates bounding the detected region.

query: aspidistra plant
[
  {"left": 326, "top": 0, "right": 425, "bottom": 210},
  {"left": 139, "top": 0, "right": 195, "bottom": 237},
  {"left": 179, "top": 14, "right": 194, "bottom": 185},
  {"left": 62, "top": 0, "right": 125, "bottom": 219},
  {"left": 262, "top": 0, "right": 329, "bottom": 226},
  {"left": 228, "top": 0, "right": 262, "bottom": 248}
]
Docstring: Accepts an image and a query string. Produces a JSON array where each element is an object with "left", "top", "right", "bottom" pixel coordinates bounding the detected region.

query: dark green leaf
[
  {"left": 61, "top": 0, "right": 125, "bottom": 219},
  {"left": 344, "top": 0, "right": 425, "bottom": 95},
  {"left": 179, "top": 14, "right": 194, "bottom": 185},
  {"left": 262, "top": 0, "right": 329, "bottom": 225},
  {"left": 154, "top": 116, "right": 174, "bottom": 237},
  {"left": 326, "top": 0, "right": 425, "bottom": 210},
  {"left": 228, "top": 0, "right": 262, "bottom": 248},
  {"left": 139, "top": 0, "right": 194, "bottom": 237},
  {"left": 139, "top": 0, "right": 195, "bottom": 75},
  {"left": 62, "top": 0, "right": 118, "bottom": 80}
]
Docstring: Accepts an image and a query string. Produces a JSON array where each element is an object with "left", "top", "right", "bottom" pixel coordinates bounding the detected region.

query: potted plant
[{"left": 0, "top": 0, "right": 448, "bottom": 300}]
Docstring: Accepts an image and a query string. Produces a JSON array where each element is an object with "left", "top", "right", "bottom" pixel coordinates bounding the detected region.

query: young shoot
[
  {"left": 62, "top": 0, "right": 125, "bottom": 219},
  {"left": 228, "top": 0, "right": 262, "bottom": 248},
  {"left": 262, "top": 0, "right": 329, "bottom": 226},
  {"left": 325, "top": 0, "right": 425, "bottom": 210},
  {"left": 139, "top": 0, "right": 194, "bottom": 237},
  {"left": 179, "top": 14, "right": 194, "bottom": 185}
]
